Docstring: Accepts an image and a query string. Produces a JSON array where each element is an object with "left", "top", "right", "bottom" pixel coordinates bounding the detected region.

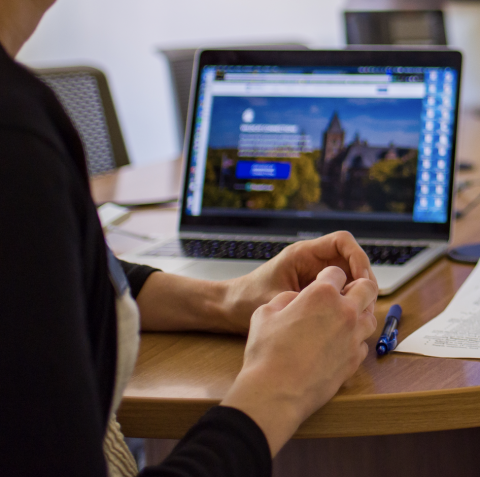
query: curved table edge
[{"left": 118, "top": 385, "right": 480, "bottom": 439}]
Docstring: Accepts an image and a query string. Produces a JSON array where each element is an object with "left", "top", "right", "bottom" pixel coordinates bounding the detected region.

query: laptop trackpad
[{"left": 175, "top": 260, "right": 262, "bottom": 280}]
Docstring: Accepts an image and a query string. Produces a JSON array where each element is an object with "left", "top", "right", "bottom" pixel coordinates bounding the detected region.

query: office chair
[
  {"left": 344, "top": 9, "right": 447, "bottom": 46},
  {"left": 35, "top": 66, "right": 130, "bottom": 176},
  {"left": 158, "top": 43, "right": 309, "bottom": 142}
]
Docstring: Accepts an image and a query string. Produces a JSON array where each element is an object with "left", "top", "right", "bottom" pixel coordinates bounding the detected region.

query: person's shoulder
[
  {"left": 0, "top": 48, "right": 65, "bottom": 144},
  {"left": 0, "top": 46, "right": 88, "bottom": 180}
]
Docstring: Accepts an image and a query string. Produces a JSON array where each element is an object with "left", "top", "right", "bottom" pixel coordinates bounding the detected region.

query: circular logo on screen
[{"left": 242, "top": 108, "right": 255, "bottom": 123}]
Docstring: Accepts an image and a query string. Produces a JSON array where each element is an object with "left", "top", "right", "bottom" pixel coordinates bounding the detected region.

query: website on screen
[{"left": 185, "top": 65, "right": 457, "bottom": 224}]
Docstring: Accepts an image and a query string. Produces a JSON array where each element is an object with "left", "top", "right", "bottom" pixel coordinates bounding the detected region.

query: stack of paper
[{"left": 395, "top": 260, "right": 480, "bottom": 358}]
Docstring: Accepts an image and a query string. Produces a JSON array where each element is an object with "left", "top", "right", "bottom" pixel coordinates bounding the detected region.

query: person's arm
[
  {"left": 119, "top": 261, "right": 159, "bottom": 299},
  {"left": 221, "top": 267, "right": 377, "bottom": 456},
  {"left": 136, "top": 268, "right": 376, "bottom": 474},
  {"left": 134, "top": 233, "right": 377, "bottom": 461},
  {"left": 0, "top": 130, "right": 108, "bottom": 476},
  {"left": 136, "top": 265, "right": 376, "bottom": 475},
  {"left": 135, "top": 271, "right": 235, "bottom": 332},
  {"left": 135, "top": 231, "right": 376, "bottom": 335},
  {"left": 140, "top": 406, "right": 271, "bottom": 477}
]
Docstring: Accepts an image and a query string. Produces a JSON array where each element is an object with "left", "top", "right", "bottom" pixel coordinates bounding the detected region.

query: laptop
[{"left": 120, "top": 48, "right": 462, "bottom": 295}]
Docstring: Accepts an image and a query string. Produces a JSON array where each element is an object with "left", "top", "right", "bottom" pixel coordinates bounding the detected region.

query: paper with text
[{"left": 395, "top": 260, "right": 480, "bottom": 358}]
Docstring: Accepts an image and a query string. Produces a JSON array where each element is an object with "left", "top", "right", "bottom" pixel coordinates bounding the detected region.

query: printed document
[{"left": 395, "top": 260, "right": 480, "bottom": 358}]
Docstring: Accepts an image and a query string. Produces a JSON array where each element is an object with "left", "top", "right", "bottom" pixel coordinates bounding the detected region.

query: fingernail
[{"left": 362, "top": 269, "right": 369, "bottom": 279}]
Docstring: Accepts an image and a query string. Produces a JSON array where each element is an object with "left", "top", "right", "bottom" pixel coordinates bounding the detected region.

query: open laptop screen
[{"left": 181, "top": 50, "right": 461, "bottom": 240}]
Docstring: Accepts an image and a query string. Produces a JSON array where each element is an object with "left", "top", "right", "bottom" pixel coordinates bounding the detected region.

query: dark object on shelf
[
  {"left": 459, "top": 161, "right": 474, "bottom": 171},
  {"left": 448, "top": 244, "right": 480, "bottom": 263},
  {"left": 35, "top": 66, "right": 130, "bottom": 176},
  {"left": 345, "top": 10, "right": 447, "bottom": 46}
]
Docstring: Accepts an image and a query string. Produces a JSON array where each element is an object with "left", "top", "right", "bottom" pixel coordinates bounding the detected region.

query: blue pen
[{"left": 376, "top": 304, "right": 402, "bottom": 357}]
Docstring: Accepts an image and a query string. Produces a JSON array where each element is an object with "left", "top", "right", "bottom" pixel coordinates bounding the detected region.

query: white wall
[
  {"left": 18, "top": 0, "right": 347, "bottom": 166},
  {"left": 444, "top": 2, "right": 480, "bottom": 113},
  {"left": 18, "top": 0, "right": 480, "bottom": 167}
]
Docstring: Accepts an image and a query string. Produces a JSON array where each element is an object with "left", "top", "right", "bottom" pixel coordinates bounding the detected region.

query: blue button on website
[{"left": 236, "top": 161, "right": 291, "bottom": 180}]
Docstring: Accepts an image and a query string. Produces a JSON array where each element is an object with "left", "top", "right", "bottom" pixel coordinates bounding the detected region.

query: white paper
[
  {"left": 395, "top": 260, "right": 480, "bottom": 359},
  {"left": 97, "top": 202, "right": 130, "bottom": 229}
]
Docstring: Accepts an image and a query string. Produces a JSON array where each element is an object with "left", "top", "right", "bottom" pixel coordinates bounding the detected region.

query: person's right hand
[{"left": 221, "top": 266, "right": 377, "bottom": 457}]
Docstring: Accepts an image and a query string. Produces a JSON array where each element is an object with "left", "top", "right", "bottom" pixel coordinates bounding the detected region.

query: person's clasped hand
[
  {"left": 221, "top": 230, "right": 378, "bottom": 334},
  {"left": 220, "top": 231, "right": 378, "bottom": 456},
  {"left": 221, "top": 261, "right": 378, "bottom": 457}
]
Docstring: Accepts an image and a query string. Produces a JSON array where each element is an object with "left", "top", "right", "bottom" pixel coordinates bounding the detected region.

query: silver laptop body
[{"left": 121, "top": 48, "right": 462, "bottom": 296}]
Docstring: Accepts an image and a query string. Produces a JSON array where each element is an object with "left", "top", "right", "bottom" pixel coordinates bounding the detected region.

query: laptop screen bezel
[{"left": 179, "top": 48, "right": 462, "bottom": 240}]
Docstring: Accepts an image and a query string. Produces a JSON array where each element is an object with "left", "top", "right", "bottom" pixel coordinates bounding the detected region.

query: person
[{"left": 0, "top": 1, "right": 378, "bottom": 475}]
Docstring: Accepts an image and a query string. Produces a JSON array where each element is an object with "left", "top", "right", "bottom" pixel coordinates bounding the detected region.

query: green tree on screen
[
  {"left": 247, "top": 153, "right": 320, "bottom": 210},
  {"left": 365, "top": 151, "right": 418, "bottom": 213},
  {"left": 202, "top": 149, "right": 321, "bottom": 211}
]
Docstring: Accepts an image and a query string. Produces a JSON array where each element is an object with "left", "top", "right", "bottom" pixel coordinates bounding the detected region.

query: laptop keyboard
[
  {"left": 361, "top": 245, "right": 425, "bottom": 265},
  {"left": 144, "top": 239, "right": 291, "bottom": 260},
  {"left": 143, "top": 239, "right": 426, "bottom": 266}
]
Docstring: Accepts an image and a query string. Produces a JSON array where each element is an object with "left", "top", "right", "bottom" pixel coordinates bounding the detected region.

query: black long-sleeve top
[{"left": 0, "top": 43, "right": 271, "bottom": 476}]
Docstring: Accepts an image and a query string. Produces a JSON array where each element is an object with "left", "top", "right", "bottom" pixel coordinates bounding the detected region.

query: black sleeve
[
  {"left": 140, "top": 406, "right": 272, "bottom": 477},
  {"left": 0, "top": 130, "right": 107, "bottom": 476},
  {"left": 119, "top": 260, "right": 160, "bottom": 299},
  {"left": 0, "top": 132, "right": 270, "bottom": 477}
]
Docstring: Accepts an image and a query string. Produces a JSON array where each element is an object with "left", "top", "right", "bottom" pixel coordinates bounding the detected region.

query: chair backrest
[
  {"left": 344, "top": 10, "right": 447, "bottom": 46},
  {"left": 158, "top": 43, "right": 309, "bottom": 142},
  {"left": 35, "top": 66, "right": 130, "bottom": 176}
]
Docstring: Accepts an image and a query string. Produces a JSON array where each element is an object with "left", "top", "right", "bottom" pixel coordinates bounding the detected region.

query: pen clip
[
  {"left": 385, "top": 329, "right": 398, "bottom": 351},
  {"left": 376, "top": 329, "right": 399, "bottom": 356}
]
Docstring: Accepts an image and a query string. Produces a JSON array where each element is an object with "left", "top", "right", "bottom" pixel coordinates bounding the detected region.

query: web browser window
[{"left": 185, "top": 65, "right": 457, "bottom": 225}]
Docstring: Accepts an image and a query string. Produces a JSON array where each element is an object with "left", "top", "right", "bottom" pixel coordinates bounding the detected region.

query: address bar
[
  {"left": 223, "top": 73, "right": 391, "bottom": 83},
  {"left": 210, "top": 81, "right": 426, "bottom": 99}
]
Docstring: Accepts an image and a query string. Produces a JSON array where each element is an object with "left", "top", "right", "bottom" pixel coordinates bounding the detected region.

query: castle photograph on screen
[{"left": 201, "top": 96, "right": 421, "bottom": 217}]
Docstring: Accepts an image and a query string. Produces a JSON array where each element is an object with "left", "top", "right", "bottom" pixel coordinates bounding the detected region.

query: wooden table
[{"left": 97, "top": 112, "right": 480, "bottom": 476}]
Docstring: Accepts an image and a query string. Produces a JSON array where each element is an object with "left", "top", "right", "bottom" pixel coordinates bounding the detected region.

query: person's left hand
[{"left": 221, "top": 231, "right": 377, "bottom": 334}]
